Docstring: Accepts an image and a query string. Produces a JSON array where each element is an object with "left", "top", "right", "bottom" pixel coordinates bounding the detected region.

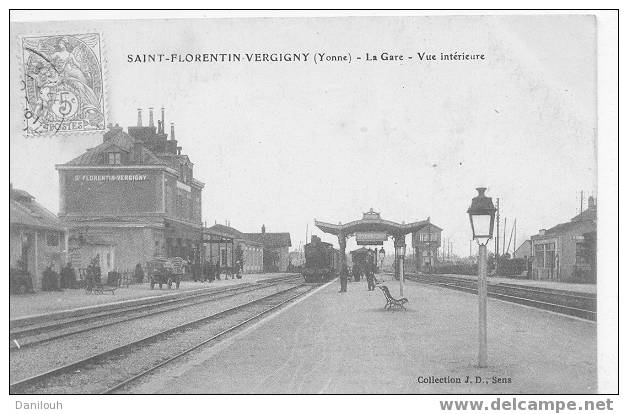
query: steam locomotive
[{"left": 302, "top": 235, "right": 340, "bottom": 283}]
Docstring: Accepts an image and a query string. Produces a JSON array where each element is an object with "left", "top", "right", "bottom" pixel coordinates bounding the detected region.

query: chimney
[
  {"left": 262, "top": 224, "right": 266, "bottom": 233},
  {"left": 161, "top": 107, "right": 165, "bottom": 133},
  {"left": 170, "top": 123, "right": 176, "bottom": 140},
  {"left": 177, "top": 146, "right": 182, "bottom": 155},
  {"left": 588, "top": 196, "right": 596, "bottom": 210},
  {"left": 148, "top": 107, "right": 154, "bottom": 127},
  {"left": 137, "top": 108, "right": 142, "bottom": 126}
]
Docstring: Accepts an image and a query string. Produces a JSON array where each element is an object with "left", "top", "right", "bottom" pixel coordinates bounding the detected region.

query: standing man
[
  {"left": 340, "top": 262, "right": 348, "bottom": 293},
  {"left": 366, "top": 255, "right": 376, "bottom": 291},
  {"left": 338, "top": 234, "right": 348, "bottom": 293},
  {"left": 215, "top": 260, "right": 221, "bottom": 281},
  {"left": 352, "top": 263, "right": 360, "bottom": 282}
]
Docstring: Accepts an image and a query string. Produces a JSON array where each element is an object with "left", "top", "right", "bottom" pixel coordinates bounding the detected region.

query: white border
[{"left": 4, "top": 5, "right": 621, "bottom": 414}]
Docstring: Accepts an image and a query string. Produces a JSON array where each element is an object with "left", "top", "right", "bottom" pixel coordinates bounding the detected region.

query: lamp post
[
  {"left": 394, "top": 238, "right": 406, "bottom": 297},
  {"left": 467, "top": 187, "right": 497, "bottom": 368}
]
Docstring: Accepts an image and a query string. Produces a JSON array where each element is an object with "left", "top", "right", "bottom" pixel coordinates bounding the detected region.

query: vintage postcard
[{"left": 8, "top": 10, "right": 618, "bottom": 406}]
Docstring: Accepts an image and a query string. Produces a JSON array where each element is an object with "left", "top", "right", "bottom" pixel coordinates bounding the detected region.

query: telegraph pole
[
  {"left": 513, "top": 219, "right": 517, "bottom": 257},
  {"left": 503, "top": 217, "right": 507, "bottom": 256},
  {"left": 495, "top": 198, "right": 500, "bottom": 258}
]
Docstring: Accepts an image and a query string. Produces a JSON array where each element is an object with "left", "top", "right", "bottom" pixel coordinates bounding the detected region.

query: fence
[{"left": 74, "top": 268, "right": 138, "bottom": 289}]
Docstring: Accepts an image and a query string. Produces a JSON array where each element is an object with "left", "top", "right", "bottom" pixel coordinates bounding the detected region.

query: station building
[
  {"left": 530, "top": 196, "right": 597, "bottom": 283},
  {"left": 55, "top": 108, "right": 205, "bottom": 272}
]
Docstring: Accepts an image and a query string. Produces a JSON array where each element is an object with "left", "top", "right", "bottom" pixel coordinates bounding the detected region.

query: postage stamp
[{"left": 20, "top": 33, "right": 105, "bottom": 135}]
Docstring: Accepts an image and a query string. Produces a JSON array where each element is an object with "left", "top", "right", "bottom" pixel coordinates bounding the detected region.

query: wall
[
  {"left": 240, "top": 242, "right": 263, "bottom": 273},
  {"left": 558, "top": 221, "right": 596, "bottom": 282},
  {"left": 68, "top": 244, "right": 116, "bottom": 278},
  {"left": 274, "top": 246, "right": 290, "bottom": 272},
  {"left": 61, "top": 170, "right": 160, "bottom": 216},
  {"left": 164, "top": 172, "right": 202, "bottom": 226},
  {"left": 69, "top": 226, "right": 159, "bottom": 272},
  {"left": 10, "top": 227, "right": 66, "bottom": 290}
]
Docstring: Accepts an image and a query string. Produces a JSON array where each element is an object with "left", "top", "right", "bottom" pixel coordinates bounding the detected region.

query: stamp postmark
[{"left": 21, "top": 33, "right": 105, "bottom": 135}]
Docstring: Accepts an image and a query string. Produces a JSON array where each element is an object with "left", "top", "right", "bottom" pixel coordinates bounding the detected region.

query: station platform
[
  {"left": 407, "top": 272, "right": 596, "bottom": 294},
  {"left": 130, "top": 273, "right": 597, "bottom": 394},
  {"left": 9, "top": 273, "right": 297, "bottom": 322}
]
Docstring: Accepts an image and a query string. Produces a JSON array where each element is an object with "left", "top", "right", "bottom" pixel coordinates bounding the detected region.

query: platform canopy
[{"left": 314, "top": 208, "right": 431, "bottom": 240}]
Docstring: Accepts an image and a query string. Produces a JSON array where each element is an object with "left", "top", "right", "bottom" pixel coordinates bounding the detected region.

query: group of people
[
  {"left": 134, "top": 256, "right": 243, "bottom": 285},
  {"left": 196, "top": 260, "right": 242, "bottom": 282},
  {"left": 340, "top": 260, "right": 379, "bottom": 292}
]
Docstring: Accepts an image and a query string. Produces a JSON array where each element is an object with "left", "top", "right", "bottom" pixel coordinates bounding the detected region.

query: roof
[
  {"left": 204, "top": 224, "right": 265, "bottom": 246},
  {"left": 414, "top": 222, "right": 443, "bottom": 232},
  {"left": 350, "top": 247, "right": 374, "bottom": 255},
  {"left": 70, "top": 235, "right": 115, "bottom": 246},
  {"left": 62, "top": 128, "right": 167, "bottom": 166},
  {"left": 315, "top": 210, "right": 434, "bottom": 237},
  {"left": 10, "top": 188, "right": 66, "bottom": 231},
  {"left": 571, "top": 206, "right": 596, "bottom": 223},
  {"left": 514, "top": 240, "right": 531, "bottom": 254},
  {"left": 204, "top": 224, "right": 244, "bottom": 240},
  {"left": 532, "top": 218, "right": 596, "bottom": 240},
  {"left": 244, "top": 232, "right": 292, "bottom": 248}
]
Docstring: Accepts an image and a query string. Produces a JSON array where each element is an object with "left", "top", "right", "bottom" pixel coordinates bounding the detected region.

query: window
[
  {"left": 534, "top": 244, "right": 545, "bottom": 267},
  {"left": 46, "top": 232, "right": 59, "bottom": 246},
  {"left": 418, "top": 233, "right": 439, "bottom": 242},
  {"left": 576, "top": 242, "right": 589, "bottom": 266},
  {"left": 534, "top": 242, "right": 556, "bottom": 268},
  {"left": 107, "top": 152, "right": 121, "bottom": 165}
]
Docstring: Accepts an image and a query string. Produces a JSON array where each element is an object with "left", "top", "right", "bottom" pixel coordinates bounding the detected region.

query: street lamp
[
  {"left": 467, "top": 187, "right": 497, "bottom": 368},
  {"left": 394, "top": 239, "right": 406, "bottom": 297},
  {"left": 467, "top": 187, "right": 496, "bottom": 246}
]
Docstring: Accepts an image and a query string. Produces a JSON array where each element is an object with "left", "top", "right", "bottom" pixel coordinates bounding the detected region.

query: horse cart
[{"left": 145, "top": 257, "right": 183, "bottom": 289}]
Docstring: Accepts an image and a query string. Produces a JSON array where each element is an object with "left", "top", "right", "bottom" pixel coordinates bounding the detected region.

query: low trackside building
[
  {"left": 10, "top": 185, "right": 68, "bottom": 289},
  {"left": 203, "top": 223, "right": 263, "bottom": 274},
  {"left": 245, "top": 225, "right": 292, "bottom": 272},
  {"left": 530, "top": 197, "right": 597, "bottom": 283}
]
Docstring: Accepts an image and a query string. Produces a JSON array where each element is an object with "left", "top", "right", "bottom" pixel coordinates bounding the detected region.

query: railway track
[
  {"left": 10, "top": 282, "right": 316, "bottom": 394},
  {"left": 403, "top": 273, "right": 596, "bottom": 321},
  {"left": 9, "top": 274, "right": 302, "bottom": 350}
]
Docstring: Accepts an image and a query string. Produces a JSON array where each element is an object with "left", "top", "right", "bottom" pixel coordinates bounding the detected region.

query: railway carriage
[{"left": 302, "top": 235, "right": 340, "bottom": 283}]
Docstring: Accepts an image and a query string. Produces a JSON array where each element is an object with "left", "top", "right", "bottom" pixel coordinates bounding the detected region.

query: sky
[{"left": 9, "top": 14, "right": 597, "bottom": 256}]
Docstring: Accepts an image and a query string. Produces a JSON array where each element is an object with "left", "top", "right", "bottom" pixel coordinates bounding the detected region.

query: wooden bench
[
  {"left": 89, "top": 284, "right": 117, "bottom": 295},
  {"left": 84, "top": 274, "right": 117, "bottom": 295},
  {"left": 377, "top": 285, "right": 409, "bottom": 310}
]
